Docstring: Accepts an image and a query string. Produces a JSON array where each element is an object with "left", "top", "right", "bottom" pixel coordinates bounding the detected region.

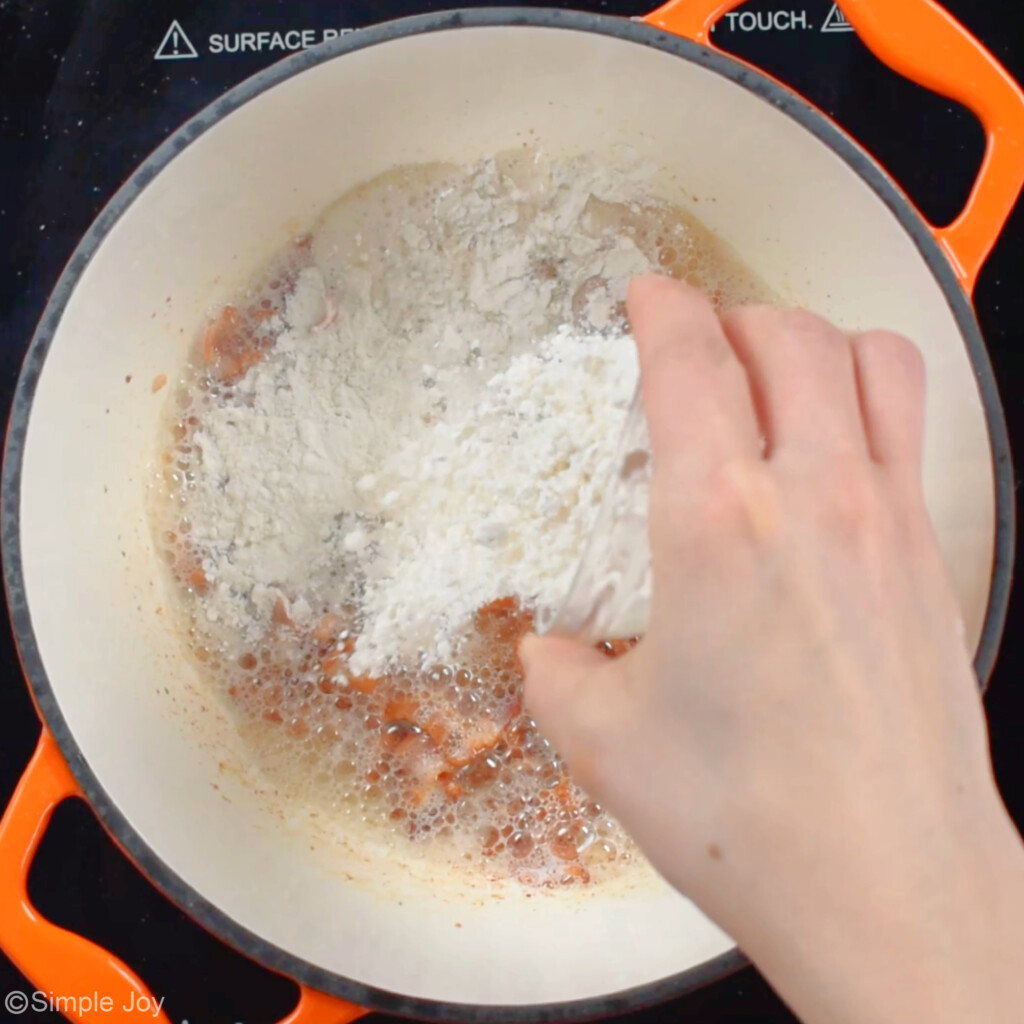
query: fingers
[
  {"left": 627, "top": 276, "right": 762, "bottom": 480},
  {"left": 720, "top": 306, "right": 867, "bottom": 458},
  {"left": 519, "top": 634, "right": 607, "bottom": 725},
  {"left": 519, "top": 634, "right": 627, "bottom": 786},
  {"left": 627, "top": 273, "right": 927, "bottom": 479},
  {"left": 852, "top": 330, "right": 927, "bottom": 469}
]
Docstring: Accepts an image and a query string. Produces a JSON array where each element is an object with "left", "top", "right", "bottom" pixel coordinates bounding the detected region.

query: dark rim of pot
[{"left": 1, "top": 7, "right": 1015, "bottom": 1022}]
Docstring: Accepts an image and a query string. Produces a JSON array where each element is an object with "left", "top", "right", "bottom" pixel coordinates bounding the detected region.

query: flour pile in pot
[{"left": 154, "top": 148, "right": 773, "bottom": 886}]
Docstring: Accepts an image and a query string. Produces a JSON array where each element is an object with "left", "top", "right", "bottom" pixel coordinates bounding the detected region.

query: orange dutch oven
[{"left": 2, "top": 1, "right": 1023, "bottom": 1021}]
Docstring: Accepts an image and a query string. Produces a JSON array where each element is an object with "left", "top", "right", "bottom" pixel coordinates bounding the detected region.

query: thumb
[{"left": 519, "top": 633, "right": 625, "bottom": 774}]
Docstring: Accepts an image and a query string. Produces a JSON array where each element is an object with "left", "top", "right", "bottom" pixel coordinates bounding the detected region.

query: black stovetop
[{"left": 2, "top": 2, "right": 1022, "bottom": 1022}]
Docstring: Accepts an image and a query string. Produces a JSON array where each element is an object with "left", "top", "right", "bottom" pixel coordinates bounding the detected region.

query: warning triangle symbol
[
  {"left": 155, "top": 19, "right": 199, "bottom": 60},
  {"left": 821, "top": 3, "right": 855, "bottom": 32}
]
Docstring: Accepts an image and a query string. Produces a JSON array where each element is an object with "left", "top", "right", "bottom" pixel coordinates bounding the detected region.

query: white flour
[
  {"left": 350, "top": 324, "right": 637, "bottom": 671},
  {"left": 180, "top": 152, "right": 655, "bottom": 673}
]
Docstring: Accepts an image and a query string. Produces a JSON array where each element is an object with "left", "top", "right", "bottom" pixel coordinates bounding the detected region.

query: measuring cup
[{"left": 537, "top": 382, "right": 653, "bottom": 643}]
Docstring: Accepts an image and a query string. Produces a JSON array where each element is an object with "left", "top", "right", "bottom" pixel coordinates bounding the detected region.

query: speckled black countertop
[{"left": 1, "top": 2, "right": 1022, "bottom": 1021}]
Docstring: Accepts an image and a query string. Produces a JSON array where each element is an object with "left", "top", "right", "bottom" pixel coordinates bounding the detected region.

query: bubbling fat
[{"left": 154, "top": 151, "right": 773, "bottom": 888}]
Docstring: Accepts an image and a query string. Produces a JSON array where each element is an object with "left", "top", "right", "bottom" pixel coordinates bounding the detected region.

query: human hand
[{"left": 520, "top": 276, "right": 1024, "bottom": 1024}]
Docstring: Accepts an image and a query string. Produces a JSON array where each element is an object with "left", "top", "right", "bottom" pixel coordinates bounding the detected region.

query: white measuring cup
[{"left": 536, "top": 381, "right": 653, "bottom": 644}]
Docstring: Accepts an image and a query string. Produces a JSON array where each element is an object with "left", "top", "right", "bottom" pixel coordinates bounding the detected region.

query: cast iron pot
[{"left": 2, "top": 1, "right": 1022, "bottom": 1021}]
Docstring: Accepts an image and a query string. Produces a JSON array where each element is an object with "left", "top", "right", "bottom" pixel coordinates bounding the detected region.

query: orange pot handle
[
  {"left": 0, "top": 730, "right": 368, "bottom": 1024},
  {"left": 644, "top": 0, "right": 1024, "bottom": 293}
]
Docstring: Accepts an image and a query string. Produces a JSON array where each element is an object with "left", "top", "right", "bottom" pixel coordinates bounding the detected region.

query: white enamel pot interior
[{"left": 2, "top": 9, "right": 1012, "bottom": 1020}]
